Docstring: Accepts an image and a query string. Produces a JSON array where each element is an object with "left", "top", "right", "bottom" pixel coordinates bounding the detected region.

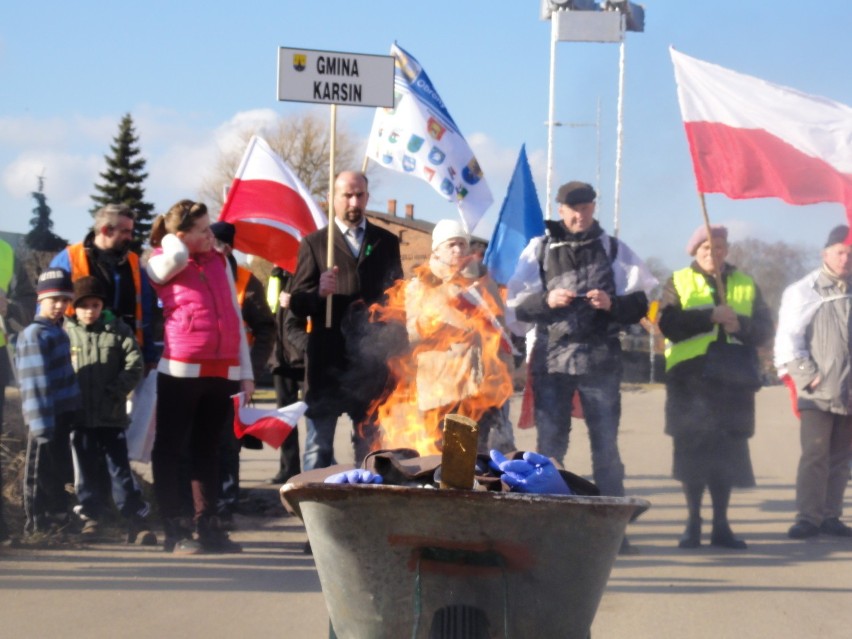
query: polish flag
[
  {"left": 219, "top": 135, "right": 327, "bottom": 272},
  {"left": 231, "top": 393, "right": 307, "bottom": 449},
  {"left": 671, "top": 47, "right": 852, "bottom": 235}
]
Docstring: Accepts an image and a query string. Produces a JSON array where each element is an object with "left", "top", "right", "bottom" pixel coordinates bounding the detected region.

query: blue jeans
[
  {"left": 71, "top": 428, "right": 146, "bottom": 520},
  {"left": 303, "top": 412, "right": 379, "bottom": 471},
  {"left": 533, "top": 370, "right": 625, "bottom": 497},
  {"left": 303, "top": 415, "right": 339, "bottom": 471}
]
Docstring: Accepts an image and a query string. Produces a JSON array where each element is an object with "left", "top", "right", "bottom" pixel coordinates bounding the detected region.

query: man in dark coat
[
  {"left": 290, "top": 171, "right": 403, "bottom": 469},
  {"left": 267, "top": 267, "right": 309, "bottom": 484}
]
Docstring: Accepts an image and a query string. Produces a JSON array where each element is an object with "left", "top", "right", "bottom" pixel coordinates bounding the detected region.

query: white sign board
[
  {"left": 554, "top": 10, "right": 624, "bottom": 43},
  {"left": 277, "top": 47, "right": 395, "bottom": 107}
]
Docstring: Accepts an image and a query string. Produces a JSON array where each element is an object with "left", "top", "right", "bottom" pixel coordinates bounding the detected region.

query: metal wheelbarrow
[{"left": 282, "top": 481, "right": 649, "bottom": 639}]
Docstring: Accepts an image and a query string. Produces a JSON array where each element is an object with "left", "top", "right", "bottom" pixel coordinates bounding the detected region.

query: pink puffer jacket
[{"left": 151, "top": 248, "right": 244, "bottom": 379}]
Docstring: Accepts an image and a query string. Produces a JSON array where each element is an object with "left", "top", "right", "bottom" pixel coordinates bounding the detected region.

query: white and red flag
[
  {"left": 671, "top": 47, "right": 852, "bottom": 234},
  {"left": 219, "top": 135, "right": 327, "bottom": 272},
  {"left": 231, "top": 393, "right": 307, "bottom": 449}
]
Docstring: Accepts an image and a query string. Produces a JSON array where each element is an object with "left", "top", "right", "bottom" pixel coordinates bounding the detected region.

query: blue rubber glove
[
  {"left": 489, "top": 450, "right": 572, "bottom": 496},
  {"left": 324, "top": 469, "right": 383, "bottom": 485}
]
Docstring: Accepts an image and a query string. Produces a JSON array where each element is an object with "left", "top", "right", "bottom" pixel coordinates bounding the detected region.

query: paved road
[{"left": 1, "top": 385, "right": 850, "bottom": 638}]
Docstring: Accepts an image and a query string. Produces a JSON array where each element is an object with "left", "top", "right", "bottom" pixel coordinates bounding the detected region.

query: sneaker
[
  {"left": 819, "top": 518, "right": 852, "bottom": 537},
  {"left": 80, "top": 519, "right": 100, "bottom": 538},
  {"left": 127, "top": 519, "right": 158, "bottom": 546},
  {"left": 788, "top": 520, "right": 820, "bottom": 539},
  {"left": 163, "top": 518, "right": 202, "bottom": 555},
  {"left": 172, "top": 538, "right": 203, "bottom": 555}
]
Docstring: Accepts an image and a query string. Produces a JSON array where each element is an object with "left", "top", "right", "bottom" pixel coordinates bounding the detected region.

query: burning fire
[{"left": 367, "top": 263, "right": 514, "bottom": 455}]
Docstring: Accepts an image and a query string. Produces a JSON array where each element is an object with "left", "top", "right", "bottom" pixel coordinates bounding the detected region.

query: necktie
[{"left": 348, "top": 226, "right": 363, "bottom": 256}]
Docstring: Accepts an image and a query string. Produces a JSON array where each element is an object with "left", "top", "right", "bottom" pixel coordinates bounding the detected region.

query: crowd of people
[{"left": 1, "top": 171, "right": 850, "bottom": 554}]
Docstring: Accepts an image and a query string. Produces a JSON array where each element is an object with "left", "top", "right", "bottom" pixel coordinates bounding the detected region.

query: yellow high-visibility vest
[
  {"left": 0, "top": 239, "right": 14, "bottom": 348},
  {"left": 664, "top": 267, "right": 755, "bottom": 371}
]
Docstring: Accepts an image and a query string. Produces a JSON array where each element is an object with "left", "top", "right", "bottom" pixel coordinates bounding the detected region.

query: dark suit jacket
[{"left": 290, "top": 221, "right": 403, "bottom": 418}]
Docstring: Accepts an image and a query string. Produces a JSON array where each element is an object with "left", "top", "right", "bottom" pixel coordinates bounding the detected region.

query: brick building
[{"left": 365, "top": 199, "right": 486, "bottom": 278}]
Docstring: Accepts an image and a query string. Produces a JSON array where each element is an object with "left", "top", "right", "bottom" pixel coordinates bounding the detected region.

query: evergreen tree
[
  {"left": 25, "top": 175, "right": 68, "bottom": 252},
  {"left": 90, "top": 113, "right": 156, "bottom": 252}
]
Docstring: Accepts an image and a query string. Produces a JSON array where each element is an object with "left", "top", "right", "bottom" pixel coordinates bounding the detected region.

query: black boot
[
  {"left": 196, "top": 516, "right": 242, "bottom": 554},
  {"left": 163, "top": 518, "right": 201, "bottom": 555},
  {"left": 678, "top": 517, "right": 702, "bottom": 549},
  {"left": 710, "top": 521, "right": 747, "bottom": 549}
]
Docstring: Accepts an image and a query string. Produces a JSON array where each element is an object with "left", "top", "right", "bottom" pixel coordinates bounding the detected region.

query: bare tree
[
  {"left": 728, "top": 238, "right": 818, "bottom": 315},
  {"left": 199, "top": 112, "right": 359, "bottom": 217},
  {"left": 643, "top": 256, "right": 671, "bottom": 300}
]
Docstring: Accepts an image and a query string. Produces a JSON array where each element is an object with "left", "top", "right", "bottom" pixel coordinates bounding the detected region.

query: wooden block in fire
[{"left": 440, "top": 414, "right": 479, "bottom": 490}]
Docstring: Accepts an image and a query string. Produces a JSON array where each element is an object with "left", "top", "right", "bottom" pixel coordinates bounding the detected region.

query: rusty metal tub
[{"left": 282, "top": 482, "right": 649, "bottom": 639}]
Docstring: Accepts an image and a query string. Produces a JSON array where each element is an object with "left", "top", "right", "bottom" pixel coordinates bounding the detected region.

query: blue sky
[{"left": 2, "top": 1, "right": 851, "bottom": 270}]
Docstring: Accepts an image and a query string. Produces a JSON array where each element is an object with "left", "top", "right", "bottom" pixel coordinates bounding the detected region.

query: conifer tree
[
  {"left": 90, "top": 113, "right": 155, "bottom": 251},
  {"left": 25, "top": 175, "right": 68, "bottom": 251}
]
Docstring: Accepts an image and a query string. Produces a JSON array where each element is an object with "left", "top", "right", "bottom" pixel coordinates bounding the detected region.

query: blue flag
[{"left": 483, "top": 145, "right": 545, "bottom": 285}]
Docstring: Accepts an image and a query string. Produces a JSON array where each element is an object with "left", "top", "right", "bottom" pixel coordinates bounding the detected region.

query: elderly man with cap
[
  {"left": 506, "top": 181, "right": 656, "bottom": 553},
  {"left": 210, "top": 221, "right": 275, "bottom": 523},
  {"left": 396, "top": 219, "right": 513, "bottom": 452},
  {"left": 776, "top": 224, "right": 852, "bottom": 540},
  {"left": 658, "top": 224, "right": 773, "bottom": 549}
]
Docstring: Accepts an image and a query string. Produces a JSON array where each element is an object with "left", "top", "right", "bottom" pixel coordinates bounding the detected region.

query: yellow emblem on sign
[{"left": 293, "top": 54, "right": 306, "bottom": 72}]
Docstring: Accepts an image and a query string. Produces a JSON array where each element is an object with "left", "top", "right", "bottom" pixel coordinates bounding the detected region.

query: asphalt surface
[{"left": 1, "top": 384, "right": 850, "bottom": 638}]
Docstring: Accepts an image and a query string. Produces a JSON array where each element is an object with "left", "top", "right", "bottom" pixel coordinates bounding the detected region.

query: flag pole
[
  {"left": 545, "top": 10, "right": 559, "bottom": 220},
  {"left": 360, "top": 154, "right": 369, "bottom": 173},
  {"left": 697, "top": 191, "right": 726, "bottom": 300},
  {"left": 326, "top": 103, "right": 338, "bottom": 328},
  {"left": 612, "top": 37, "right": 626, "bottom": 238}
]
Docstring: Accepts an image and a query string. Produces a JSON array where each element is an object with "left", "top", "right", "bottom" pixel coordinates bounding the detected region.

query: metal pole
[
  {"left": 325, "top": 103, "right": 337, "bottom": 328},
  {"left": 649, "top": 326, "right": 655, "bottom": 384},
  {"left": 595, "top": 97, "right": 602, "bottom": 203},
  {"left": 612, "top": 36, "right": 626, "bottom": 238},
  {"left": 545, "top": 10, "right": 559, "bottom": 220}
]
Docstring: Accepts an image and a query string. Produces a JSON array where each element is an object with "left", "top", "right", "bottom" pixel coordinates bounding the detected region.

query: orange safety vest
[
  {"left": 67, "top": 243, "right": 144, "bottom": 346},
  {"left": 235, "top": 265, "right": 255, "bottom": 346}
]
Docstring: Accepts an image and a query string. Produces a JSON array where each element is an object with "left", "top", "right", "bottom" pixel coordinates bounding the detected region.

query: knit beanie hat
[
  {"left": 432, "top": 219, "right": 470, "bottom": 251},
  {"left": 36, "top": 268, "right": 74, "bottom": 302},
  {"left": 211, "top": 221, "right": 236, "bottom": 247},
  {"left": 73, "top": 276, "right": 107, "bottom": 307},
  {"left": 824, "top": 225, "right": 849, "bottom": 248}
]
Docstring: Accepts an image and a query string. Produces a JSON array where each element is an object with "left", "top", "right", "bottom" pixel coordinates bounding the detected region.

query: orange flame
[{"left": 366, "top": 264, "right": 514, "bottom": 455}]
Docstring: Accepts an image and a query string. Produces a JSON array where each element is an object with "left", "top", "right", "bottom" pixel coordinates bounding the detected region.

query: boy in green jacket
[{"left": 65, "top": 276, "right": 156, "bottom": 545}]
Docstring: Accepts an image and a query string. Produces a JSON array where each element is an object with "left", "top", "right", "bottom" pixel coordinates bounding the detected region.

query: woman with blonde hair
[{"left": 146, "top": 200, "right": 253, "bottom": 554}]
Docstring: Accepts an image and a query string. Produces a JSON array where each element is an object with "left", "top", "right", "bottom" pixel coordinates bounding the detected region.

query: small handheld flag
[{"left": 231, "top": 393, "right": 307, "bottom": 449}]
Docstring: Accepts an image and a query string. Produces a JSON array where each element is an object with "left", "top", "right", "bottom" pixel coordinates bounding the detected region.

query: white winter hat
[{"left": 431, "top": 219, "right": 470, "bottom": 251}]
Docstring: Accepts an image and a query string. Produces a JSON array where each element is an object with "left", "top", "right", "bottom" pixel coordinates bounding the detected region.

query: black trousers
[
  {"left": 272, "top": 372, "right": 302, "bottom": 481},
  {"left": 23, "top": 413, "right": 74, "bottom": 533}
]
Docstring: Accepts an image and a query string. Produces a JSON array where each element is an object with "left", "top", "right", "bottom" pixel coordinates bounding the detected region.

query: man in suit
[{"left": 290, "top": 171, "right": 403, "bottom": 470}]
